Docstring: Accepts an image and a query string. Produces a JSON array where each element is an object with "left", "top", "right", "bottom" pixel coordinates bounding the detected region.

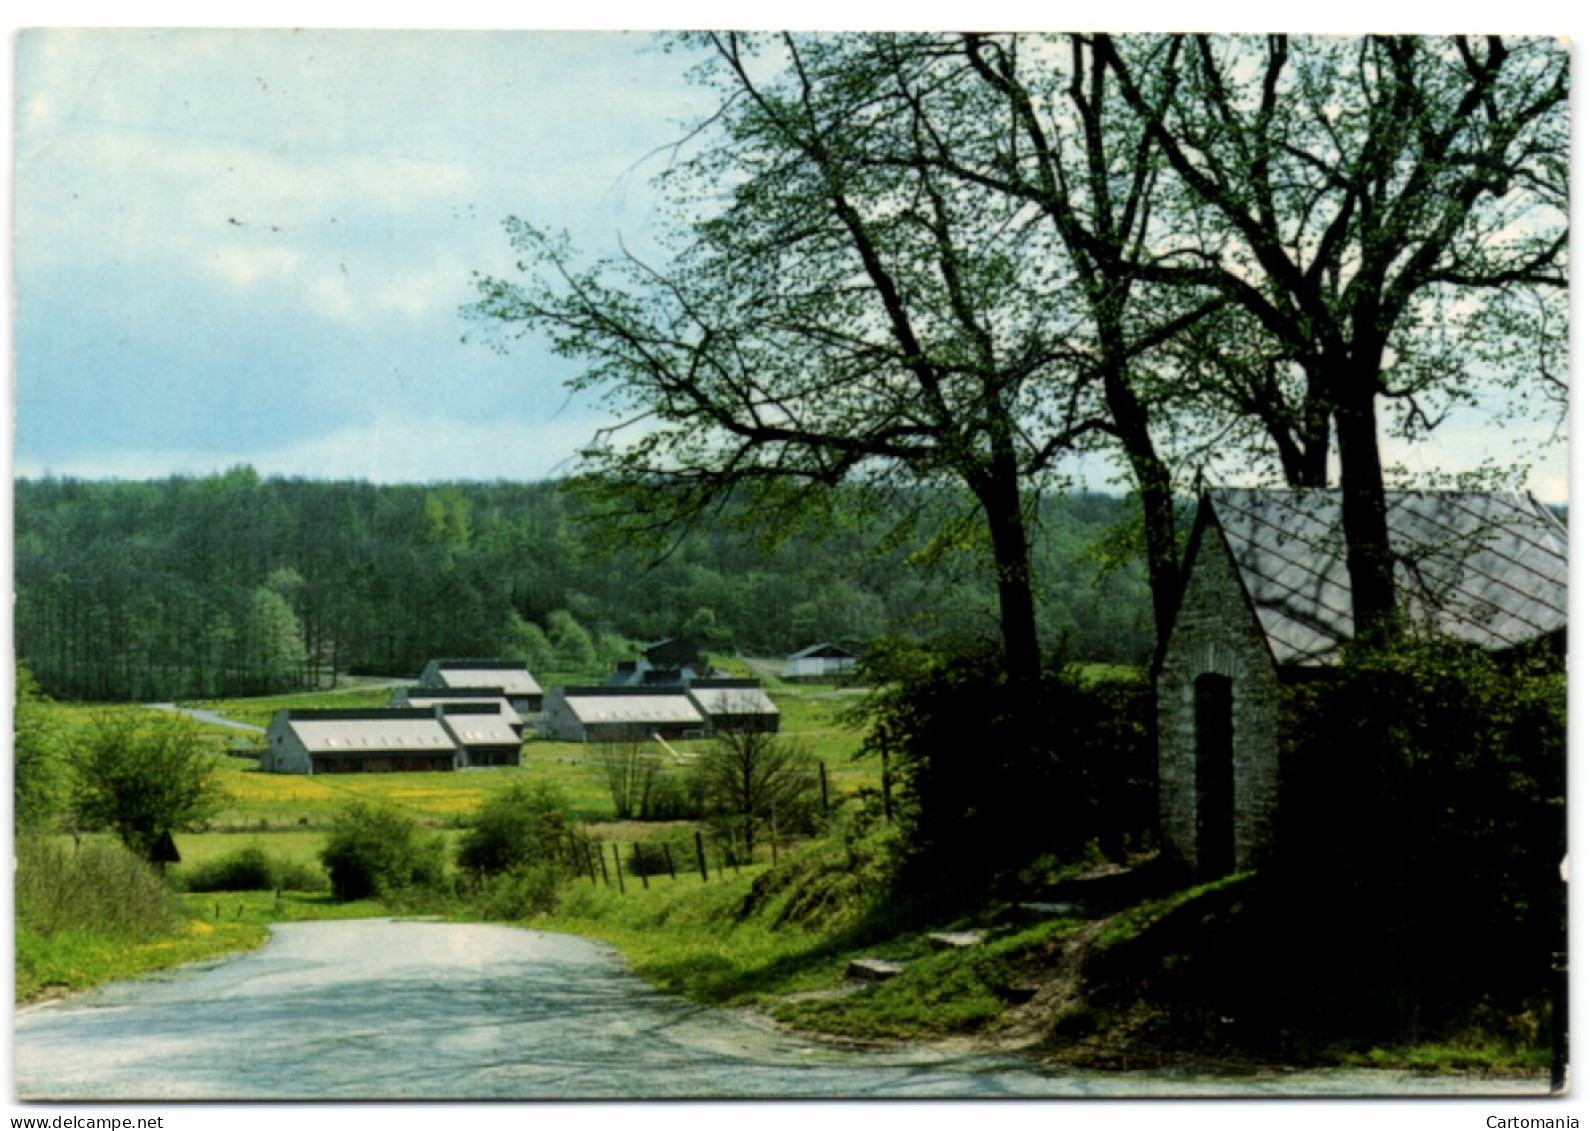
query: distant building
[
  {"left": 262, "top": 708, "right": 460, "bottom": 775},
  {"left": 686, "top": 679, "right": 781, "bottom": 734},
  {"left": 418, "top": 659, "right": 543, "bottom": 713},
  {"left": 431, "top": 701, "right": 523, "bottom": 767},
  {"left": 1156, "top": 488, "right": 1568, "bottom": 880},
  {"left": 603, "top": 637, "right": 713, "bottom": 688},
  {"left": 540, "top": 687, "right": 708, "bottom": 744},
  {"left": 390, "top": 686, "right": 525, "bottom": 734},
  {"left": 540, "top": 679, "right": 781, "bottom": 743},
  {"left": 783, "top": 643, "right": 859, "bottom": 680}
]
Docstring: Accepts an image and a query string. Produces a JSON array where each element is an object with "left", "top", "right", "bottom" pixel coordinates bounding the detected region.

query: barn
[
  {"left": 418, "top": 659, "right": 544, "bottom": 713},
  {"left": 783, "top": 642, "right": 859, "bottom": 680},
  {"left": 540, "top": 686, "right": 708, "bottom": 744},
  {"left": 686, "top": 679, "right": 781, "bottom": 734},
  {"left": 262, "top": 708, "right": 460, "bottom": 775},
  {"left": 432, "top": 702, "right": 524, "bottom": 767},
  {"left": 1155, "top": 488, "right": 1567, "bottom": 880},
  {"left": 391, "top": 686, "right": 526, "bottom": 734}
]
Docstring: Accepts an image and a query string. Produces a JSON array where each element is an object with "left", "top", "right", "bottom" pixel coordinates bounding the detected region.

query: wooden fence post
[
  {"left": 632, "top": 842, "right": 649, "bottom": 889},
  {"left": 662, "top": 843, "right": 677, "bottom": 881},
  {"left": 612, "top": 843, "right": 625, "bottom": 894},
  {"left": 819, "top": 762, "right": 829, "bottom": 816},
  {"left": 694, "top": 831, "right": 709, "bottom": 883},
  {"left": 597, "top": 842, "right": 610, "bottom": 887}
]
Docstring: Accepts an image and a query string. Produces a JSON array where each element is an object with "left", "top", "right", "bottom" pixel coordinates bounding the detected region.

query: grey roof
[
  {"left": 395, "top": 689, "right": 523, "bottom": 726},
  {"left": 436, "top": 707, "right": 523, "bottom": 749},
  {"left": 423, "top": 659, "right": 542, "bottom": 696},
  {"left": 273, "top": 709, "right": 457, "bottom": 756},
  {"left": 687, "top": 680, "right": 780, "bottom": 718},
  {"left": 1206, "top": 488, "right": 1568, "bottom": 667},
  {"left": 556, "top": 687, "right": 707, "bottom": 728},
  {"left": 787, "top": 642, "right": 857, "bottom": 661}
]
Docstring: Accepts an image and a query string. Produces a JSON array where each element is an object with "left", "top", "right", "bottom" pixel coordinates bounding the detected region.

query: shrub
[
  {"left": 854, "top": 641, "right": 1155, "bottom": 904},
  {"left": 456, "top": 781, "right": 570, "bottom": 877},
  {"left": 14, "top": 836, "right": 180, "bottom": 939},
  {"left": 476, "top": 863, "right": 563, "bottom": 920},
  {"left": 178, "top": 844, "right": 329, "bottom": 893},
  {"left": 320, "top": 804, "right": 448, "bottom": 902},
  {"left": 1281, "top": 632, "right": 1566, "bottom": 1027}
]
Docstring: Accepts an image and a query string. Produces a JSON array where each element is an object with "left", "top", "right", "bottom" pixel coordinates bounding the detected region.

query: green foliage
[
  {"left": 13, "top": 475, "right": 1154, "bottom": 703},
  {"left": 856, "top": 641, "right": 1156, "bottom": 904},
  {"left": 14, "top": 835, "right": 181, "bottom": 940},
  {"left": 475, "top": 863, "right": 565, "bottom": 921},
  {"left": 65, "top": 713, "right": 227, "bottom": 862},
  {"left": 319, "top": 803, "right": 449, "bottom": 902},
  {"left": 13, "top": 663, "right": 63, "bottom": 832},
  {"left": 456, "top": 781, "right": 571, "bottom": 877},
  {"left": 1281, "top": 632, "right": 1566, "bottom": 1031},
  {"left": 177, "top": 843, "right": 330, "bottom": 893},
  {"left": 691, "top": 728, "right": 823, "bottom": 855},
  {"left": 598, "top": 742, "right": 662, "bottom": 820}
]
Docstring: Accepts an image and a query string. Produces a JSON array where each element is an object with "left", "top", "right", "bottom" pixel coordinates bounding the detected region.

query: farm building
[
  {"left": 431, "top": 702, "right": 524, "bottom": 767},
  {"left": 262, "top": 708, "right": 461, "bottom": 775},
  {"left": 418, "top": 659, "right": 543, "bottom": 713},
  {"left": 391, "top": 686, "right": 526, "bottom": 734},
  {"left": 540, "top": 686, "right": 708, "bottom": 744},
  {"left": 783, "top": 642, "right": 859, "bottom": 680},
  {"left": 604, "top": 637, "right": 714, "bottom": 688},
  {"left": 1155, "top": 488, "right": 1568, "bottom": 880},
  {"left": 685, "top": 679, "right": 781, "bottom": 734}
]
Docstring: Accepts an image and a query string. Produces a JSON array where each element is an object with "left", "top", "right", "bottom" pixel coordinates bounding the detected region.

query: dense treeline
[{"left": 13, "top": 470, "right": 1155, "bottom": 701}]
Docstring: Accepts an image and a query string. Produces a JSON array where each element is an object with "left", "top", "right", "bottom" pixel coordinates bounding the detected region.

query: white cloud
[{"left": 13, "top": 408, "right": 607, "bottom": 485}]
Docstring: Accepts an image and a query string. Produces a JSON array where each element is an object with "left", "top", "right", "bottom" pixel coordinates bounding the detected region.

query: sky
[
  {"left": 8, "top": 16, "right": 1575, "bottom": 501},
  {"left": 12, "top": 28, "right": 726, "bottom": 484}
]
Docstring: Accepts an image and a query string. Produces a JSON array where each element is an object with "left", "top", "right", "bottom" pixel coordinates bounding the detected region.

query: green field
[{"left": 48, "top": 675, "right": 879, "bottom": 839}]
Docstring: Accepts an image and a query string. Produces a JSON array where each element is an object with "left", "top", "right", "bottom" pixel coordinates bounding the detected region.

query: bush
[
  {"left": 854, "top": 641, "right": 1155, "bottom": 904},
  {"left": 476, "top": 863, "right": 563, "bottom": 920},
  {"left": 456, "top": 782, "right": 570, "bottom": 877},
  {"left": 14, "top": 836, "right": 180, "bottom": 939},
  {"left": 1280, "top": 632, "right": 1566, "bottom": 1029},
  {"left": 320, "top": 804, "right": 448, "bottom": 902},
  {"left": 178, "top": 844, "right": 328, "bottom": 893}
]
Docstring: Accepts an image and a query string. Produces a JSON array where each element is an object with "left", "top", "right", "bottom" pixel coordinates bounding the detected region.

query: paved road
[
  {"left": 147, "top": 702, "right": 265, "bottom": 734},
  {"left": 12, "top": 920, "right": 1550, "bottom": 1102}
]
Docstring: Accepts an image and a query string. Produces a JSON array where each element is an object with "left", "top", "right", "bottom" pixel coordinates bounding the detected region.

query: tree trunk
[
  {"left": 974, "top": 454, "right": 1044, "bottom": 688},
  {"left": 1334, "top": 379, "right": 1398, "bottom": 638},
  {"left": 1102, "top": 363, "right": 1182, "bottom": 648}
]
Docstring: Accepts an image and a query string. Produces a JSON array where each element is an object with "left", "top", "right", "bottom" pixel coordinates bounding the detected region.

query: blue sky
[
  {"left": 13, "top": 28, "right": 719, "bottom": 483},
  {"left": 7, "top": 17, "right": 1575, "bottom": 501}
]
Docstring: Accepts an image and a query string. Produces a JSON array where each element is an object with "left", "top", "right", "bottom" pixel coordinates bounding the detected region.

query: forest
[{"left": 12, "top": 469, "right": 1155, "bottom": 701}]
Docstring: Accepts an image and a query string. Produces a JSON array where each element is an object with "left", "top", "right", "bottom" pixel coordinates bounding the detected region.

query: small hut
[{"left": 1155, "top": 488, "right": 1567, "bottom": 880}]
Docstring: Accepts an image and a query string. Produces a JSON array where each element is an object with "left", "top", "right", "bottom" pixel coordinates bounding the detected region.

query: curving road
[{"left": 12, "top": 920, "right": 1550, "bottom": 1101}]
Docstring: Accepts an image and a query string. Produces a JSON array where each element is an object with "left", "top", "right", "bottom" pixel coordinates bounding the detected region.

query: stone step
[
  {"left": 926, "top": 930, "right": 987, "bottom": 951},
  {"left": 846, "top": 957, "right": 905, "bottom": 982}
]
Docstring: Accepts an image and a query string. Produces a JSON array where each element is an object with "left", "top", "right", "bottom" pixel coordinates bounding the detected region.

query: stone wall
[{"left": 1156, "top": 513, "right": 1282, "bottom": 877}]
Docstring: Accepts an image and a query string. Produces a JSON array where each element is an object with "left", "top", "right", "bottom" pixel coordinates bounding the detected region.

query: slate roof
[{"left": 1206, "top": 488, "right": 1568, "bottom": 667}]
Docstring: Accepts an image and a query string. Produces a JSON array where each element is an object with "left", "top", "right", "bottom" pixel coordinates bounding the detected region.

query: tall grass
[{"left": 14, "top": 836, "right": 180, "bottom": 939}]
